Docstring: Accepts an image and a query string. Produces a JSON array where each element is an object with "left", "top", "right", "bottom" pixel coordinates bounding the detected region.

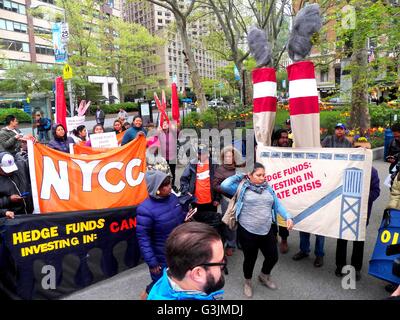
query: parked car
[
  {"left": 208, "top": 100, "right": 229, "bottom": 108},
  {"left": 328, "top": 97, "right": 349, "bottom": 104}
]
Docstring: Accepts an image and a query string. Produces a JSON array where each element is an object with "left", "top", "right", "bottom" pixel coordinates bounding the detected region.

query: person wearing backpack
[{"left": 34, "top": 112, "right": 51, "bottom": 143}]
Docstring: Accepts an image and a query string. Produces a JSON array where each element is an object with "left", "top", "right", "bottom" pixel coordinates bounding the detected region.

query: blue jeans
[
  {"left": 38, "top": 130, "right": 49, "bottom": 143},
  {"left": 299, "top": 232, "right": 325, "bottom": 257}
]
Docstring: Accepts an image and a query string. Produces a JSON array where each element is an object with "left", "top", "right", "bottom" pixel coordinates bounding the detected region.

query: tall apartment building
[
  {"left": 0, "top": 0, "right": 122, "bottom": 102},
  {"left": 123, "top": 0, "right": 226, "bottom": 95}
]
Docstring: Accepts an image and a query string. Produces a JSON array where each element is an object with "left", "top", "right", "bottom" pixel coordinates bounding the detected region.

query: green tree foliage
[
  {"left": 97, "top": 17, "right": 161, "bottom": 102},
  {"left": 332, "top": 0, "right": 400, "bottom": 132},
  {"left": 0, "top": 63, "right": 61, "bottom": 95}
]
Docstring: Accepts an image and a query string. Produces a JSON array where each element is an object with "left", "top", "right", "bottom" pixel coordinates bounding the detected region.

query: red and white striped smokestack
[
  {"left": 252, "top": 67, "right": 277, "bottom": 147},
  {"left": 287, "top": 61, "right": 321, "bottom": 148}
]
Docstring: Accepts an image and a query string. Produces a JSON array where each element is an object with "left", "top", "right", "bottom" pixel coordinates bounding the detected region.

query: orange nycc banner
[
  {"left": 117, "top": 131, "right": 125, "bottom": 145},
  {"left": 27, "top": 136, "right": 148, "bottom": 214},
  {"left": 73, "top": 143, "right": 112, "bottom": 155}
]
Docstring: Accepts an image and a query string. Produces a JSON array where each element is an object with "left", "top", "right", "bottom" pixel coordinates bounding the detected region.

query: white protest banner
[
  {"left": 66, "top": 116, "right": 85, "bottom": 132},
  {"left": 257, "top": 146, "right": 372, "bottom": 241},
  {"left": 90, "top": 132, "right": 118, "bottom": 149}
]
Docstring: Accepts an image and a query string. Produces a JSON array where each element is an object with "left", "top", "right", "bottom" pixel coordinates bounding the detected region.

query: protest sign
[
  {"left": 0, "top": 207, "right": 141, "bottom": 299},
  {"left": 257, "top": 146, "right": 372, "bottom": 240},
  {"left": 90, "top": 132, "right": 118, "bottom": 149},
  {"left": 27, "top": 136, "right": 147, "bottom": 213},
  {"left": 66, "top": 116, "right": 85, "bottom": 132}
]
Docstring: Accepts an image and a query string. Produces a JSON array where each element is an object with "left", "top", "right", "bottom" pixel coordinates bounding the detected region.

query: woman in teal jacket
[{"left": 221, "top": 162, "right": 293, "bottom": 298}]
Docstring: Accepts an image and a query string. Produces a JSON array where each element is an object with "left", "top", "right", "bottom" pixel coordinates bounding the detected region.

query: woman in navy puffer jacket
[
  {"left": 47, "top": 123, "right": 74, "bottom": 153},
  {"left": 136, "top": 170, "right": 187, "bottom": 299}
]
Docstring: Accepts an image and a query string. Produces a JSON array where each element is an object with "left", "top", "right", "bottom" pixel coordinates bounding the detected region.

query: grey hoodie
[{"left": 145, "top": 170, "right": 168, "bottom": 199}]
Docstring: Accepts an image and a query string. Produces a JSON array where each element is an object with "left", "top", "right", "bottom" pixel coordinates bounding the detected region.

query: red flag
[
  {"left": 55, "top": 76, "right": 67, "bottom": 129},
  {"left": 171, "top": 83, "right": 180, "bottom": 125}
]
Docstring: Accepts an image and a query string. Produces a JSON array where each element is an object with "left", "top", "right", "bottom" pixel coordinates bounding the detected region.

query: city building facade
[
  {"left": 0, "top": 0, "right": 122, "bottom": 102},
  {"left": 123, "top": 0, "right": 227, "bottom": 96}
]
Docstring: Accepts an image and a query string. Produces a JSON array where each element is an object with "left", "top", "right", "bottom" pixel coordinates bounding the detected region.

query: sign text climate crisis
[
  {"left": 11, "top": 217, "right": 136, "bottom": 257},
  {"left": 266, "top": 162, "right": 322, "bottom": 199}
]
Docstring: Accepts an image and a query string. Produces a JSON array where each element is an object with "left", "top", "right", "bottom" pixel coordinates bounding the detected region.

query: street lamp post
[{"left": 30, "top": 2, "right": 74, "bottom": 117}]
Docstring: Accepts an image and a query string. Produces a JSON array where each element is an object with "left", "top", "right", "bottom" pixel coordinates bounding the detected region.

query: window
[
  {"left": 36, "top": 44, "right": 53, "bottom": 55},
  {"left": 0, "top": 38, "right": 30, "bottom": 52},
  {"left": 320, "top": 70, "right": 329, "bottom": 82},
  {"left": 157, "top": 11, "right": 162, "bottom": 15},
  {"left": 0, "top": 0, "right": 25, "bottom": 14},
  {"left": 158, "top": 19, "right": 162, "bottom": 23}
]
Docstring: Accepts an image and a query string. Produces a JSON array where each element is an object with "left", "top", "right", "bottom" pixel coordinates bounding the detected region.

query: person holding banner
[
  {"left": 137, "top": 170, "right": 194, "bottom": 300},
  {"left": 147, "top": 222, "right": 225, "bottom": 300},
  {"left": 321, "top": 123, "right": 352, "bottom": 148},
  {"left": 383, "top": 161, "right": 400, "bottom": 293},
  {"left": 113, "top": 119, "right": 125, "bottom": 134},
  {"left": 221, "top": 162, "right": 293, "bottom": 298},
  {"left": 85, "top": 124, "right": 105, "bottom": 147},
  {"left": 335, "top": 141, "right": 380, "bottom": 280},
  {"left": 271, "top": 129, "right": 292, "bottom": 254},
  {"left": 121, "top": 116, "right": 147, "bottom": 146},
  {"left": 70, "top": 125, "right": 88, "bottom": 144},
  {"left": 386, "top": 123, "right": 400, "bottom": 173},
  {"left": 47, "top": 124, "right": 75, "bottom": 153},
  {"left": 0, "top": 152, "right": 33, "bottom": 219}
]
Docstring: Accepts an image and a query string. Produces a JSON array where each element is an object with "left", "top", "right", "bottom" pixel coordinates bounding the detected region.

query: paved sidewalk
[{"left": 63, "top": 159, "right": 393, "bottom": 300}]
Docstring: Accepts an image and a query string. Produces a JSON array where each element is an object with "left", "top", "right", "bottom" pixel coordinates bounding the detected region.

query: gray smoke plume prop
[
  {"left": 288, "top": 4, "right": 322, "bottom": 61},
  {"left": 248, "top": 26, "right": 272, "bottom": 67}
]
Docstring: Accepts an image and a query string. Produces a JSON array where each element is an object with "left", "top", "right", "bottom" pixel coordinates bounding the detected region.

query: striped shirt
[{"left": 238, "top": 188, "right": 273, "bottom": 235}]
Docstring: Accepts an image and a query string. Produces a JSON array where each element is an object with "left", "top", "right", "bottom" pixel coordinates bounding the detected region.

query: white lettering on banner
[
  {"left": 40, "top": 157, "right": 144, "bottom": 198},
  {"left": 41, "top": 157, "right": 70, "bottom": 200},
  {"left": 71, "top": 159, "right": 101, "bottom": 192},
  {"left": 126, "top": 159, "right": 145, "bottom": 187},
  {"left": 98, "top": 162, "right": 125, "bottom": 193}
]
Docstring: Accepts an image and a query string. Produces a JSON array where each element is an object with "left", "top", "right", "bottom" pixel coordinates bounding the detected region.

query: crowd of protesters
[{"left": 1, "top": 111, "right": 400, "bottom": 300}]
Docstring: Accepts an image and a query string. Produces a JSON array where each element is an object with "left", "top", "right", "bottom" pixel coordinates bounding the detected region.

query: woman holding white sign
[
  {"left": 85, "top": 124, "right": 104, "bottom": 147},
  {"left": 221, "top": 162, "right": 293, "bottom": 298}
]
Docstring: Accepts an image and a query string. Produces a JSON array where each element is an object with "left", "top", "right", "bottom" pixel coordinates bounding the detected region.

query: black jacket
[
  {"left": 0, "top": 160, "right": 33, "bottom": 217},
  {"left": 180, "top": 159, "right": 219, "bottom": 202}
]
